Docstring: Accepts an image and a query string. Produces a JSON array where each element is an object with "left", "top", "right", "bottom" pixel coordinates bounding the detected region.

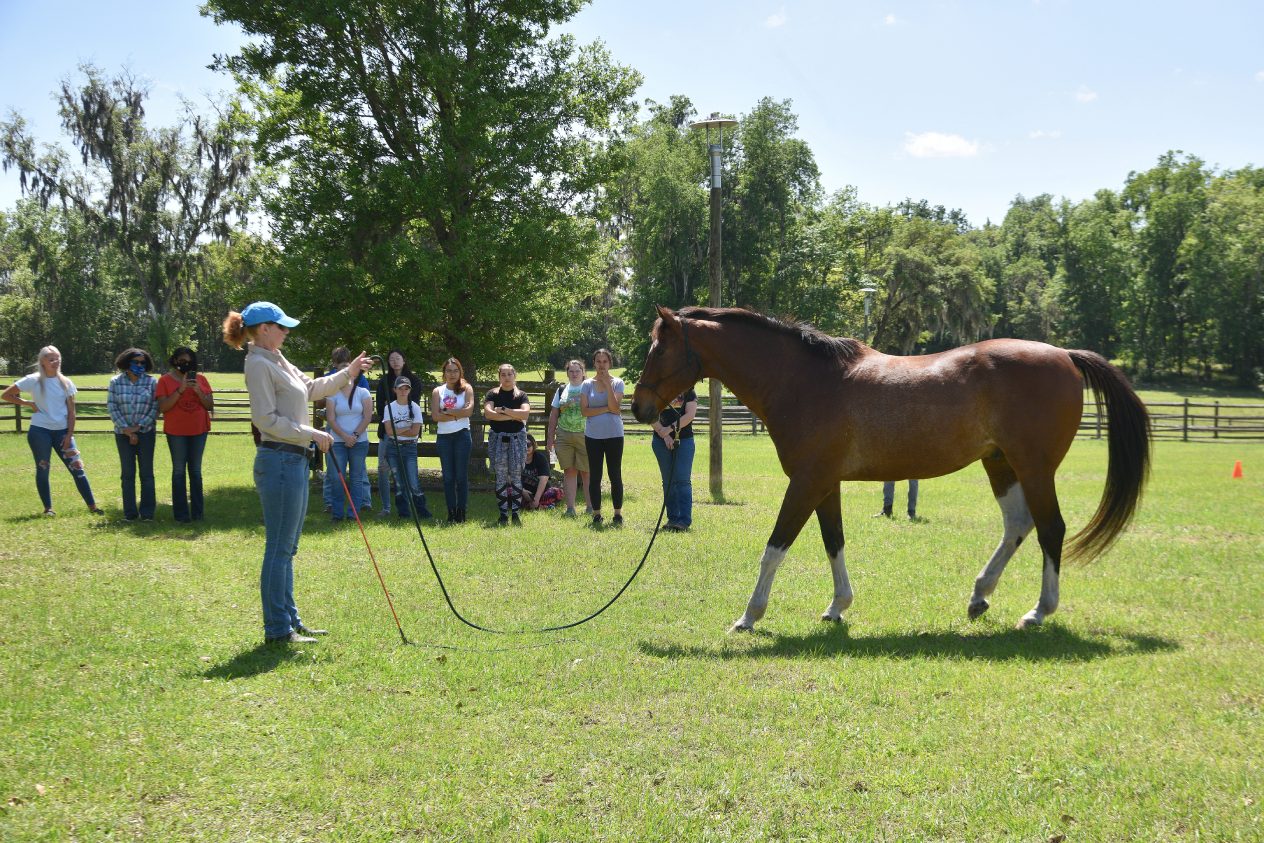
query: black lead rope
[{"left": 382, "top": 359, "right": 680, "bottom": 635}]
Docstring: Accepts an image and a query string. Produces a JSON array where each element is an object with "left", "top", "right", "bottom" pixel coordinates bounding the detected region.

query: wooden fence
[{"left": 5, "top": 384, "right": 1261, "bottom": 443}]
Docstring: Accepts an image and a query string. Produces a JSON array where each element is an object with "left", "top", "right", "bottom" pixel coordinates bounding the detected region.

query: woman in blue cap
[{"left": 223, "top": 302, "right": 372, "bottom": 645}]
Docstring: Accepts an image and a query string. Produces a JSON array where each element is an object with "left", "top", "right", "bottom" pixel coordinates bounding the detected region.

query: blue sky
[{"left": 2, "top": 0, "right": 1262, "bottom": 226}]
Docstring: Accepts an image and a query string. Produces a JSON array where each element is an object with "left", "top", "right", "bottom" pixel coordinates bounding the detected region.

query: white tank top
[{"left": 436, "top": 384, "right": 470, "bottom": 434}]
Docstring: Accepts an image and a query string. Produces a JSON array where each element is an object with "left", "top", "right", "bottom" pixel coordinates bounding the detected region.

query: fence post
[
  {"left": 1214, "top": 400, "right": 1220, "bottom": 440},
  {"left": 14, "top": 402, "right": 21, "bottom": 434},
  {"left": 1182, "top": 398, "right": 1189, "bottom": 442},
  {"left": 1095, "top": 400, "right": 1102, "bottom": 439}
]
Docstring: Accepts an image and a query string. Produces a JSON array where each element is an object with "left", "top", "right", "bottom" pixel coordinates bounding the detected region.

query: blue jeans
[
  {"left": 383, "top": 439, "right": 429, "bottom": 517},
  {"left": 27, "top": 425, "right": 96, "bottom": 511},
  {"left": 254, "top": 446, "right": 309, "bottom": 639},
  {"left": 329, "top": 439, "right": 371, "bottom": 519},
  {"left": 883, "top": 480, "right": 919, "bottom": 516},
  {"left": 652, "top": 435, "right": 695, "bottom": 528},
  {"left": 166, "top": 433, "right": 207, "bottom": 521},
  {"left": 435, "top": 429, "right": 471, "bottom": 515},
  {"left": 376, "top": 448, "right": 394, "bottom": 513},
  {"left": 323, "top": 455, "right": 337, "bottom": 511},
  {"left": 115, "top": 430, "right": 156, "bottom": 519}
]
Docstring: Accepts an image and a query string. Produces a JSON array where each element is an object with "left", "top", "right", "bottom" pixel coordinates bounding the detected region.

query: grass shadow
[
  {"left": 199, "top": 642, "right": 308, "bottom": 680},
  {"left": 637, "top": 623, "right": 1178, "bottom": 663}
]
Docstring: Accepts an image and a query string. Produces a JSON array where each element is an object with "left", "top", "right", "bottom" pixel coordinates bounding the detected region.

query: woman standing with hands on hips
[
  {"left": 223, "top": 301, "right": 372, "bottom": 645},
  {"left": 155, "top": 347, "right": 214, "bottom": 523},
  {"left": 581, "top": 348, "right": 625, "bottom": 527},
  {"left": 1, "top": 346, "right": 104, "bottom": 517}
]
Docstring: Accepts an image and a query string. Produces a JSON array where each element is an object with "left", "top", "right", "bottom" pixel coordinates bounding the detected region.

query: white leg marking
[
  {"left": 821, "top": 547, "right": 853, "bottom": 622},
  {"left": 1019, "top": 553, "right": 1061, "bottom": 628},
  {"left": 731, "top": 545, "right": 787, "bottom": 632},
  {"left": 969, "top": 483, "right": 1034, "bottom": 619}
]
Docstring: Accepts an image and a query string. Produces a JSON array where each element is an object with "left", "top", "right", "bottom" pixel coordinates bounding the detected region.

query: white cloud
[
  {"left": 1256, "top": 70, "right": 1264, "bottom": 82},
  {"left": 1074, "top": 85, "right": 1098, "bottom": 103},
  {"left": 1028, "top": 129, "right": 1062, "bottom": 140},
  {"left": 765, "top": 7, "right": 787, "bottom": 28},
  {"left": 903, "top": 131, "right": 980, "bottom": 158},
  {"left": 884, "top": 13, "right": 898, "bottom": 25}
]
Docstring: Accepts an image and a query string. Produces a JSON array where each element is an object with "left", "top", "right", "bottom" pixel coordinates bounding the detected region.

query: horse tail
[{"left": 1065, "top": 350, "right": 1152, "bottom": 562}]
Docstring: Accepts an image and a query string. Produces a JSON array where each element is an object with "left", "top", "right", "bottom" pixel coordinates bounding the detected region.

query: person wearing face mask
[
  {"left": 107, "top": 347, "right": 159, "bottom": 521},
  {"left": 223, "top": 301, "right": 372, "bottom": 645},
  {"left": 155, "top": 346, "right": 214, "bottom": 523},
  {"left": 1, "top": 345, "right": 105, "bottom": 517}
]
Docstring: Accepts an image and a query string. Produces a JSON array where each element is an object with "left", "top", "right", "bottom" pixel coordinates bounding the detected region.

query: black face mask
[{"left": 176, "top": 360, "right": 195, "bottom": 374}]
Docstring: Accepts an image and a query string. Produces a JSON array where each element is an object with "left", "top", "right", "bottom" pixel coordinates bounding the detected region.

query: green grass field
[{"left": 1, "top": 427, "right": 1261, "bottom": 840}]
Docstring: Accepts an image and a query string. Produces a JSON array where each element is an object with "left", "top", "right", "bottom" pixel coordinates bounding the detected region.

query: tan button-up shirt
[{"left": 245, "top": 343, "right": 356, "bottom": 447}]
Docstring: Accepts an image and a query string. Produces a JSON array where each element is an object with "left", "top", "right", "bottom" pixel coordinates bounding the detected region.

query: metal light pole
[
  {"left": 861, "top": 284, "right": 877, "bottom": 343},
  {"left": 689, "top": 112, "right": 738, "bottom": 501}
]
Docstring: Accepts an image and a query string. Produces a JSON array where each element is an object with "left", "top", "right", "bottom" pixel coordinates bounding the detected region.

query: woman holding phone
[{"left": 155, "top": 346, "right": 214, "bottom": 523}]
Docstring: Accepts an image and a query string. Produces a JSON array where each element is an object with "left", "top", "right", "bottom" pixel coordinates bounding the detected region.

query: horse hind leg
[
  {"left": 1015, "top": 472, "right": 1066, "bottom": 629},
  {"left": 968, "top": 456, "right": 1035, "bottom": 620},
  {"left": 814, "top": 487, "right": 852, "bottom": 623}
]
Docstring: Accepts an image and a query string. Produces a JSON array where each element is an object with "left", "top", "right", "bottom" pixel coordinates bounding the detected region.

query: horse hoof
[
  {"left": 1015, "top": 614, "right": 1042, "bottom": 630},
  {"left": 967, "top": 600, "right": 989, "bottom": 620},
  {"left": 729, "top": 620, "right": 754, "bottom": 634},
  {"left": 820, "top": 613, "right": 843, "bottom": 623}
]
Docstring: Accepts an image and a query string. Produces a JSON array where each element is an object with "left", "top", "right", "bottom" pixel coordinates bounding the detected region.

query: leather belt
[{"left": 258, "top": 440, "right": 310, "bottom": 457}]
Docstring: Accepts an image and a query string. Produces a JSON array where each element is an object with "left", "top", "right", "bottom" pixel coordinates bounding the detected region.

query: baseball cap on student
[{"left": 241, "top": 301, "right": 301, "bottom": 328}]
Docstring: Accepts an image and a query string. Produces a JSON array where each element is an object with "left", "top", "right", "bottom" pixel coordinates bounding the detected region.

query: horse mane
[{"left": 677, "top": 306, "right": 865, "bottom": 365}]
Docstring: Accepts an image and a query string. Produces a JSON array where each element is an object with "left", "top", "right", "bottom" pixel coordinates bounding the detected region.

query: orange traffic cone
[{"left": 1232, "top": 460, "right": 1243, "bottom": 479}]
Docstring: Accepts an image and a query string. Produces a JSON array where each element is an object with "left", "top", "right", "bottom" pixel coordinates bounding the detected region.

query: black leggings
[{"left": 585, "top": 435, "right": 624, "bottom": 512}]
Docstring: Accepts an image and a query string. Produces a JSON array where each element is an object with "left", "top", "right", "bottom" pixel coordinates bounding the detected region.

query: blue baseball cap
[{"left": 240, "top": 301, "right": 300, "bottom": 328}]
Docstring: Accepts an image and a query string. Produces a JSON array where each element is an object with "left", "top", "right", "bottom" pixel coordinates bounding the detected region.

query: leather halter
[{"left": 636, "top": 314, "right": 703, "bottom": 408}]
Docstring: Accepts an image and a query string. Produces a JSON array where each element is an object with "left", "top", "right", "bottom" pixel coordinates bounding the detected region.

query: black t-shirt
[
  {"left": 522, "top": 449, "right": 551, "bottom": 492},
  {"left": 658, "top": 389, "right": 698, "bottom": 441},
  {"left": 487, "top": 387, "right": 527, "bottom": 433}
]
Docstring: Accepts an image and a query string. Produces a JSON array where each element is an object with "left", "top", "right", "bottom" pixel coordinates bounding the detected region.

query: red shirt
[{"left": 156, "top": 373, "right": 213, "bottom": 436}]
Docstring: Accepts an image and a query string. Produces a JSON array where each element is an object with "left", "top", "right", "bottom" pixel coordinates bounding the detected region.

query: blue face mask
[{"left": 129, "top": 362, "right": 146, "bottom": 376}]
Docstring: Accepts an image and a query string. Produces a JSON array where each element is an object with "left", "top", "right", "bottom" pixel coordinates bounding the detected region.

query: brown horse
[{"left": 631, "top": 306, "right": 1151, "bottom": 632}]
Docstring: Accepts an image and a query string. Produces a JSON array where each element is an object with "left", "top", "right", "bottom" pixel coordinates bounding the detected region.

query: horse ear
[{"left": 655, "top": 304, "right": 680, "bottom": 330}]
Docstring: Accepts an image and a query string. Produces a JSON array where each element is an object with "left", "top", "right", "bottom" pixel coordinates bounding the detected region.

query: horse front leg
[
  {"left": 731, "top": 477, "right": 825, "bottom": 633},
  {"left": 815, "top": 486, "right": 852, "bottom": 623}
]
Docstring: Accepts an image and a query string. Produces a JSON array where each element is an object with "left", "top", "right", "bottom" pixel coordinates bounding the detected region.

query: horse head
[{"left": 632, "top": 305, "right": 702, "bottom": 423}]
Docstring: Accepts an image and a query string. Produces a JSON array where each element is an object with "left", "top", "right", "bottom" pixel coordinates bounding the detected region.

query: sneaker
[
  {"left": 563, "top": 508, "right": 577, "bottom": 518},
  {"left": 498, "top": 514, "right": 510, "bottom": 526},
  {"left": 89, "top": 507, "right": 105, "bottom": 516},
  {"left": 611, "top": 513, "right": 623, "bottom": 527},
  {"left": 591, "top": 513, "right": 603, "bottom": 527},
  {"left": 294, "top": 624, "right": 328, "bottom": 636},
  {"left": 511, "top": 513, "right": 522, "bottom": 527},
  {"left": 376, "top": 510, "right": 391, "bottom": 519},
  {"left": 662, "top": 522, "right": 682, "bottom": 533},
  {"left": 872, "top": 510, "right": 893, "bottom": 518},
  {"left": 265, "top": 631, "right": 317, "bottom": 645},
  {"left": 43, "top": 509, "right": 55, "bottom": 517}
]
